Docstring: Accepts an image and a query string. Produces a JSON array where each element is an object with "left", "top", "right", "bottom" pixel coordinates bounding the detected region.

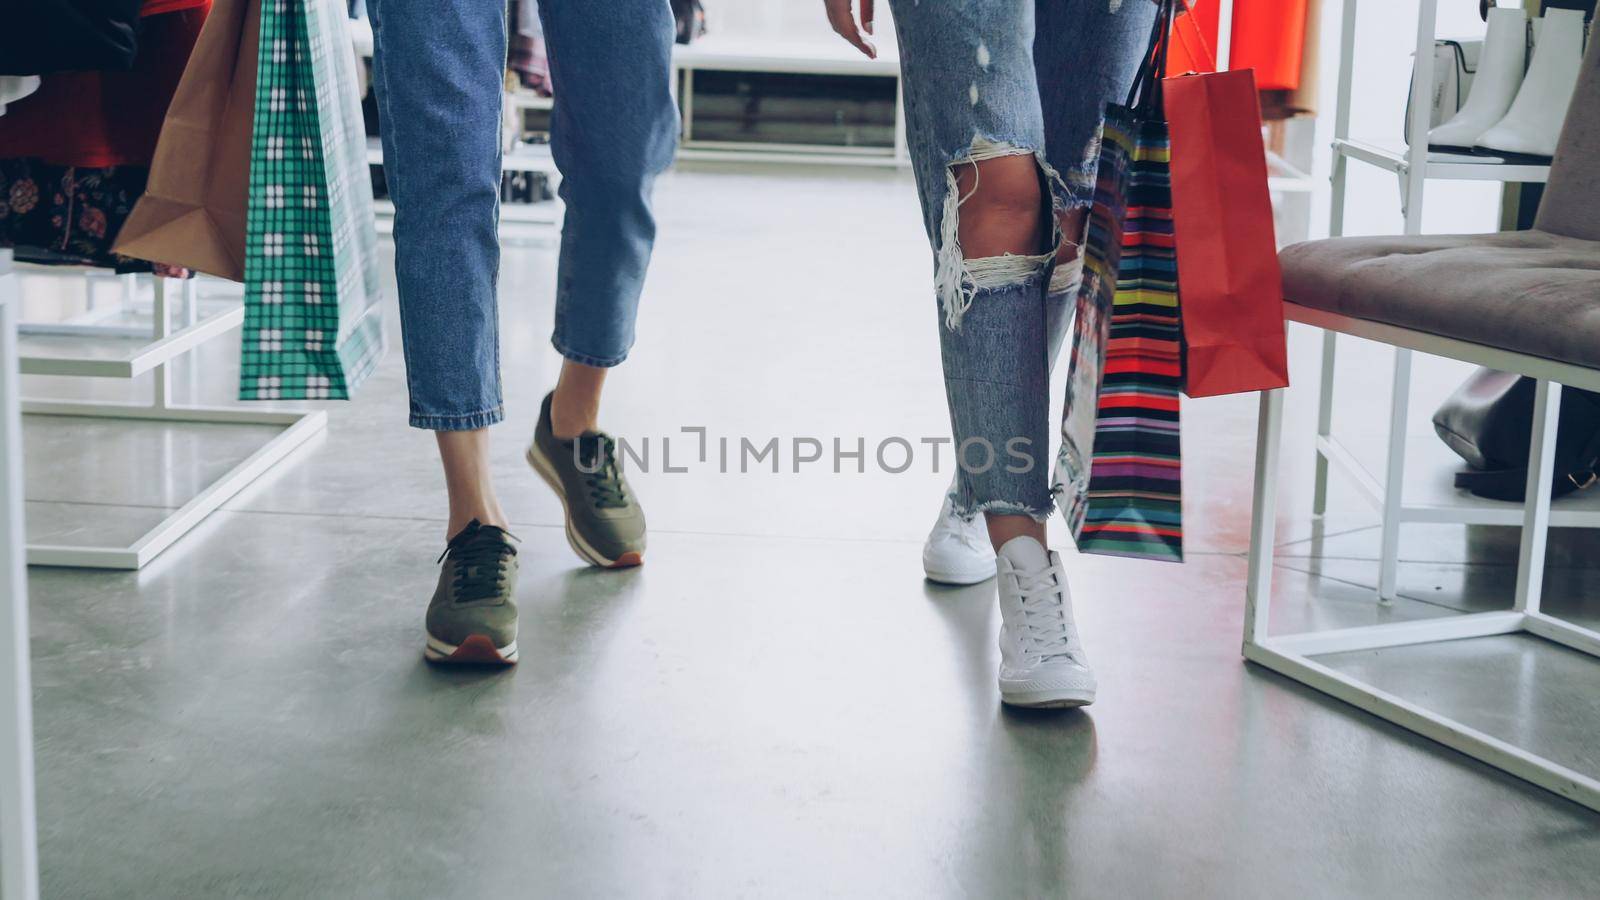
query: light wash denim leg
[
  {"left": 888, "top": 0, "right": 1157, "bottom": 519},
  {"left": 538, "top": 0, "right": 680, "bottom": 369},
  {"left": 369, "top": 0, "right": 678, "bottom": 431}
]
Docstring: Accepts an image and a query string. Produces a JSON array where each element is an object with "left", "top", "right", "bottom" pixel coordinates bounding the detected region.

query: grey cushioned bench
[
  {"left": 1241, "top": 32, "right": 1600, "bottom": 815},
  {"left": 1280, "top": 29, "right": 1599, "bottom": 364}
]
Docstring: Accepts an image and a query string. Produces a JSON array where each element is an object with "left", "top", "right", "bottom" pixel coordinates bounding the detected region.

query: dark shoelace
[
  {"left": 437, "top": 520, "right": 518, "bottom": 603},
  {"left": 576, "top": 434, "right": 630, "bottom": 509}
]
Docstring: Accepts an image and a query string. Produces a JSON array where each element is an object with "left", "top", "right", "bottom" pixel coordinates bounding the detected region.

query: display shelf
[
  {"left": 372, "top": 199, "right": 560, "bottom": 237},
  {"left": 1334, "top": 137, "right": 1552, "bottom": 183},
  {"left": 12, "top": 275, "right": 326, "bottom": 570},
  {"left": 17, "top": 306, "right": 242, "bottom": 379},
  {"left": 365, "top": 136, "right": 558, "bottom": 175},
  {"left": 1320, "top": 430, "right": 1600, "bottom": 528},
  {"left": 673, "top": 36, "right": 900, "bottom": 77},
  {"left": 672, "top": 36, "right": 909, "bottom": 166}
]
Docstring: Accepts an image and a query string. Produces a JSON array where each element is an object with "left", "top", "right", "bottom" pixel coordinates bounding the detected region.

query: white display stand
[
  {"left": 1245, "top": 1, "right": 1600, "bottom": 813},
  {"left": 0, "top": 249, "right": 41, "bottom": 899},
  {"left": 1248, "top": 306, "right": 1600, "bottom": 814},
  {"left": 18, "top": 272, "right": 327, "bottom": 570},
  {"left": 1313, "top": 0, "right": 1564, "bottom": 603}
]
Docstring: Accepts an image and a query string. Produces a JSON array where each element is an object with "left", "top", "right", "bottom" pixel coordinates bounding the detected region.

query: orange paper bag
[
  {"left": 1163, "top": 68, "right": 1288, "bottom": 398},
  {"left": 113, "top": 0, "right": 258, "bottom": 279}
]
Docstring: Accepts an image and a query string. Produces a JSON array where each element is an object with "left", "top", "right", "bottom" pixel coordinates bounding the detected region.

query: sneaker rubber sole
[
  {"left": 999, "top": 671, "right": 1097, "bottom": 709},
  {"left": 922, "top": 557, "right": 997, "bottom": 586},
  {"left": 424, "top": 634, "right": 518, "bottom": 665},
  {"left": 525, "top": 442, "right": 644, "bottom": 569},
  {"left": 1000, "top": 689, "right": 1095, "bottom": 709}
]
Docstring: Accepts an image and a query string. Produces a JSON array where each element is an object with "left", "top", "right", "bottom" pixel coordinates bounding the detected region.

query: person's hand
[{"left": 823, "top": 0, "right": 876, "bottom": 59}]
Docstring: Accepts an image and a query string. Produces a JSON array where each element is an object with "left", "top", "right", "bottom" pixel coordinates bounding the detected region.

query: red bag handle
[{"left": 1172, "top": 0, "right": 1221, "bottom": 73}]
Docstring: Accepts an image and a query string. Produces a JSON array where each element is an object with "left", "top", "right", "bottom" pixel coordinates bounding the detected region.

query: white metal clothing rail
[
  {"left": 1316, "top": 0, "right": 1564, "bottom": 603},
  {"left": 18, "top": 274, "right": 326, "bottom": 570},
  {"left": 0, "top": 249, "right": 41, "bottom": 899},
  {"left": 1247, "top": 302, "right": 1600, "bottom": 814}
]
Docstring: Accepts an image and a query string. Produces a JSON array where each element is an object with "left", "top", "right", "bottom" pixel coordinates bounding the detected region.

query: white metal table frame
[
  {"left": 18, "top": 273, "right": 326, "bottom": 570},
  {"left": 1, "top": 249, "right": 41, "bottom": 899},
  {"left": 1316, "top": 0, "right": 1564, "bottom": 603},
  {"left": 1247, "top": 301, "right": 1600, "bottom": 814}
]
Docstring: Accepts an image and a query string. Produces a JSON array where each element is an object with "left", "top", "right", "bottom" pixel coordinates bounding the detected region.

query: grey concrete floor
[{"left": 17, "top": 164, "right": 1600, "bottom": 897}]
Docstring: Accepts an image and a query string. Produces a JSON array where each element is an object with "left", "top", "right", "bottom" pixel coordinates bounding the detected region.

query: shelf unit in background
[
  {"left": 1313, "top": 0, "right": 1567, "bottom": 604},
  {"left": 366, "top": 130, "right": 563, "bottom": 236},
  {"left": 671, "top": 37, "right": 909, "bottom": 167}
]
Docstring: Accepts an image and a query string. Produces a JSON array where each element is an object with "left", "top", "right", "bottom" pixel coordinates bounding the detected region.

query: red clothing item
[
  {"left": 1166, "top": 0, "right": 1309, "bottom": 92},
  {"left": 0, "top": 3, "right": 211, "bottom": 168},
  {"left": 142, "top": 0, "right": 211, "bottom": 15}
]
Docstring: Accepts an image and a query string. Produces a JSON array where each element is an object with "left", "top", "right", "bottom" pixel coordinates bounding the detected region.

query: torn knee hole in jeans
[{"left": 937, "top": 137, "right": 1078, "bottom": 330}]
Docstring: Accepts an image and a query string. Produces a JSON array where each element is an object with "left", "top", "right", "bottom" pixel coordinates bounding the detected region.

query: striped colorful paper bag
[
  {"left": 241, "top": 0, "right": 385, "bottom": 400},
  {"left": 1056, "top": 0, "right": 1183, "bottom": 562},
  {"left": 1057, "top": 110, "right": 1183, "bottom": 562}
]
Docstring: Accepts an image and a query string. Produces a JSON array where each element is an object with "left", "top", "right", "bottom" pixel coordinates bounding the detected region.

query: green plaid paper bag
[{"left": 241, "top": 0, "right": 384, "bottom": 400}]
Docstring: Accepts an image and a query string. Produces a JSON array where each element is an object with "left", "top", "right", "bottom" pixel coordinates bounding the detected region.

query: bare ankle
[
  {"left": 550, "top": 360, "right": 608, "bottom": 440},
  {"left": 548, "top": 398, "right": 597, "bottom": 441},
  {"left": 985, "top": 514, "right": 1047, "bottom": 553},
  {"left": 447, "top": 507, "right": 507, "bottom": 540}
]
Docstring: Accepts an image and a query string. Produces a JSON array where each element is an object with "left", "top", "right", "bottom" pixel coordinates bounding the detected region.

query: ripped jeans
[{"left": 888, "top": 0, "right": 1157, "bottom": 520}]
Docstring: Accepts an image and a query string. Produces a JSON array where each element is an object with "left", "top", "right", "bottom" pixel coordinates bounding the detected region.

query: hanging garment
[
  {"left": 0, "top": 0, "right": 143, "bottom": 75},
  {"left": 0, "top": 158, "right": 166, "bottom": 271},
  {"left": 0, "top": 4, "right": 211, "bottom": 167},
  {"left": 1165, "top": 0, "right": 1309, "bottom": 92},
  {"left": 671, "top": 0, "right": 706, "bottom": 45},
  {"left": 507, "top": 0, "right": 552, "bottom": 95},
  {"left": 0, "top": 3, "right": 210, "bottom": 272}
]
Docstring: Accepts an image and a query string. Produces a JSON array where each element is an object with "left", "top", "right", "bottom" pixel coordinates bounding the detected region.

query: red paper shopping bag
[{"left": 1163, "top": 68, "right": 1289, "bottom": 398}]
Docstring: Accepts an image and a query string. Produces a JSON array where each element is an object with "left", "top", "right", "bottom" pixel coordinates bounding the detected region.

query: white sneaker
[
  {"left": 922, "top": 493, "right": 996, "bottom": 585},
  {"left": 994, "top": 536, "right": 1096, "bottom": 708}
]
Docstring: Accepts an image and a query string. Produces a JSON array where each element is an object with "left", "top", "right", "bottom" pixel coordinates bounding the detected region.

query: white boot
[
  {"left": 922, "top": 487, "right": 996, "bottom": 585},
  {"left": 1428, "top": 7, "right": 1527, "bottom": 149},
  {"left": 1476, "top": 9, "right": 1587, "bottom": 159},
  {"left": 995, "top": 536, "right": 1096, "bottom": 708}
]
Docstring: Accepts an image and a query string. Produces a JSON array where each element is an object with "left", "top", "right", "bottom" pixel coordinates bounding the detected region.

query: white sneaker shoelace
[{"left": 1012, "top": 562, "right": 1082, "bottom": 664}]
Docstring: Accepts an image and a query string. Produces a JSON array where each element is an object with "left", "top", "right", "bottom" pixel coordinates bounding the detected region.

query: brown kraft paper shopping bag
[{"left": 113, "top": 0, "right": 259, "bottom": 280}]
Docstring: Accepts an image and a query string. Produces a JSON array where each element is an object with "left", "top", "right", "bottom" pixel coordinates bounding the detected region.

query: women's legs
[
  {"left": 888, "top": 0, "right": 1062, "bottom": 550},
  {"left": 1034, "top": 0, "right": 1162, "bottom": 364}
]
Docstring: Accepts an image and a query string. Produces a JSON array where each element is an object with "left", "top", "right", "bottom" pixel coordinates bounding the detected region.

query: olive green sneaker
[
  {"left": 424, "top": 519, "right": 520, "bottom": 665},
  {"left": 526, "top": 391, "right": 646, "bottom": 568}
]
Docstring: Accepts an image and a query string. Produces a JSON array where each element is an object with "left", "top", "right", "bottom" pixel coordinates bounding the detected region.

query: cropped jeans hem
[
  {"left": 552, "top": 338, "right": 629, "bottom": 369},
  {"left": 410, "top": 406, "right": 505, "bottom": 432},
  {"left": 950, "top": 496, "right": 1058, "bottom": 524}
]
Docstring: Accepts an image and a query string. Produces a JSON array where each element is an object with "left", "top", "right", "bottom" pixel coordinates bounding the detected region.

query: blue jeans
[
  {"left": 888, "top": 0, "right": 1157, "bottom": 520},
  {"left": 369, "top": 0, "right": 679, "bottom": 431}
]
